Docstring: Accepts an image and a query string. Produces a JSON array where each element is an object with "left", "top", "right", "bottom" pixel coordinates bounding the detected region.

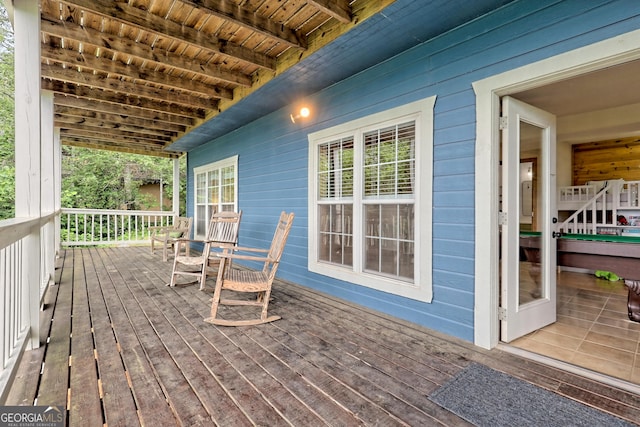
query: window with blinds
[
  {"left": 318, "top": 137, "right": 354, "bottom": 267},
  {"left": 363, "top": 121, "right": 415, "bottom": 280},
  {"left": 308, "top": 97, "right": 434, "bottom": 302}
]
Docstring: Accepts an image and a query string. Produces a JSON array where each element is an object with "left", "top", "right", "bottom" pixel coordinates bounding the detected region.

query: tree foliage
[
  {"left": 0, "top": 4, "right": 15, "bottom": 219},
  {"left": 62, "top": 147, "right": 186, "bottom": 214}
]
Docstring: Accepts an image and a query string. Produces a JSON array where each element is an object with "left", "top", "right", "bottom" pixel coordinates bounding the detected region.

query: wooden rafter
[
  {"left": 40, "top": 13, "right": 253, "bottom": 87},
  {"left": 58, "top": 0, "right": 276, "bottom": 70},
  {"left": 39, "top": 0, "right": 394, "bottom": 158}
]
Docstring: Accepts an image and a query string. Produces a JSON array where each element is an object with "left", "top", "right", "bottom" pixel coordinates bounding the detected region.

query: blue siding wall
[{"left": 187, "top": 0, "right": 640, "bottom": 342}]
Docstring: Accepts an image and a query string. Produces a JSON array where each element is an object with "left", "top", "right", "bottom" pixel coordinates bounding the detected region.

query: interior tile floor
[{"left": 511, "top": 268, "right": 640, "bottom": 384}]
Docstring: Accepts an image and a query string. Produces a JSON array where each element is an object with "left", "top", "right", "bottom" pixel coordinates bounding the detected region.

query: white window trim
[
  {"left": 308, "top": 96, "right": 435, "bottom": 302},
  {"left": 193, "top": 155, "right": 238, "bottom": 239}
]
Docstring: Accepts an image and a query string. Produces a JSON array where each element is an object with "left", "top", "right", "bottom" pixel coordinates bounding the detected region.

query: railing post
[
  {"left": 173, "top": 158, "right": 180, "bottom": 218},
  {"left": 42, "top": 91, "right": 56, "bottom": 290},
  {"left": 14, "top": 0, "right": 42, "bottom": 350}
]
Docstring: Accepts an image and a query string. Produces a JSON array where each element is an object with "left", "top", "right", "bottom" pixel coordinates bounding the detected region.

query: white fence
[
  {"left": 61, "top": 208, "right": 176, "bottom": 246},
  {"left": 0, "top": 213, "right": 56, "bottom": 403},
  {"left": 0, "top": 208, "right": 177, "bottom": 402}
]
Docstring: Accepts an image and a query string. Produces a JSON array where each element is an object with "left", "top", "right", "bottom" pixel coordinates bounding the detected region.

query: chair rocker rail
[{"left": 206, "top": 211, "right": 294, "bottom": 327}]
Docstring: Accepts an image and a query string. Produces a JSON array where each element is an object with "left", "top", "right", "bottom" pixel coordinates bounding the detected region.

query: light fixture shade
[{"left": 290, "top": 106, "right": 311, "bottom": 123}]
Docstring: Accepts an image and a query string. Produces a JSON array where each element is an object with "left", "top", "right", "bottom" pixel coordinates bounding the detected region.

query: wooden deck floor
[{"left": 5, "top": 246, "right": 640, "bottom": 426}]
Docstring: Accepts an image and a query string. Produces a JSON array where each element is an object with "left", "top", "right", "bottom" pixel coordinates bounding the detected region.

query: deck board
[
  {"left": 37, "top": 249, "right": 73, "bottom": 408},
  {"left": 68, "top": 250, "right": 102, "bottom": 425},
  {"left": 4, "top": 246, "right": 640, "bottom": 426}
]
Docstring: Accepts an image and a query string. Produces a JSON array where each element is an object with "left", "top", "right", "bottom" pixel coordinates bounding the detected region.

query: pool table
[{"left": 519, "top": 232, "right": 640, "bottom": 322}]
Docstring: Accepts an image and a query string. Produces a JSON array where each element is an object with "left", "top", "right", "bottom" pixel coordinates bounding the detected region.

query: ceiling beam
[
  {"left": 199, "top": 0, "right": 394, "bottom": 128},
  {"left": 41, "top": 68, "right": 216, "bottom": 113},
  {"left": 307, "top": 0, "right": 352, "bottom": 24},
  {"left": 62, "top": 136, "right": 182, "bottom": 158},
  {"left": 54, "top": 106, "right": 187, "bottom": 133},
  {"left": 51, "top": 94, "right": 197, "bottom": 127},
  {"left": 41, "top": 12, "right": 252, "bottom": 87},
  {"left": 59, "top": 125, "right": 173, "bottom": 143},
  {"left": 181, "top": 0, "right": 306, "bottom": 49},
  {"left": 58, "top": 0, "right": 276, "bottom": 70},
  {"left": 41, "top": 44, "right": 234, "bottom": 100},
  {"left": 54, "top": 114, "right": 180, "bottom": 138}
]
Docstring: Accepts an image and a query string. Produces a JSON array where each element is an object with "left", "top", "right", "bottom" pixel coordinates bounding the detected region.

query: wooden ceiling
[{"left": 40, "top": 0, "right": 395, "bottom": 158}]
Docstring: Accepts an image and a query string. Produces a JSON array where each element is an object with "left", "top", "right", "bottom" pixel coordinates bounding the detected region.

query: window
[
  {"left": 308, "top": 97, "right": 434, "bottom": 302},
  {"left": 193, "top": 155, "right": 238, "bottom": 238}
]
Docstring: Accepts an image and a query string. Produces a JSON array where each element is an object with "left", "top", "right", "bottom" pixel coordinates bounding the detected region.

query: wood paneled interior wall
[{"left": 572, "top": 136, "right": 640, "bottom": 185}]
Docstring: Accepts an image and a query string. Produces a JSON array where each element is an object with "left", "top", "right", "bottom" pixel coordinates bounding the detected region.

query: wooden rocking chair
[
  {"left": 150, "top": 216, "right": 193, "bottom": 262},
  {"left": 169, "top": 211, "right": 242, "bottom": 290},
  {"left": 206, "top": 211, "right": 294, "bottom": 326}
]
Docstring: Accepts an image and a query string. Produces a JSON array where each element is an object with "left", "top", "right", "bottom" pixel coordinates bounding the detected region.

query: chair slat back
[
  {"left": 173, "top": 216, "right": 193, "bottom": 237},
  {"left": 207, "top": 211, "right": 242, "bottom": 245},
  {"left": 175, "top": 217, "right": 192, "bottom": 230},
  {"left": 264, "top": 212, "right": 295, "bottom": 278}
]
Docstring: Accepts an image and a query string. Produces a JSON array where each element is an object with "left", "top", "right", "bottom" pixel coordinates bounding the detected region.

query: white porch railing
[
  {"left": 0, "top": 212, "right": 57, "bottom": 403},
  {"left": 61, "top": 208, "right": 176, "bottom": 247},
  {"left": 1, "top": 209, "right": 178, "bottom": 402}
]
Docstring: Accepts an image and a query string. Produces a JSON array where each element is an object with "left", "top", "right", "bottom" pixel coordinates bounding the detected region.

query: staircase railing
[
  {"left": 558, "top": 180, "right": 640, "bottom": 235},
  {"left": 558, "top": 182, "right": 617, "bottom": 234}
]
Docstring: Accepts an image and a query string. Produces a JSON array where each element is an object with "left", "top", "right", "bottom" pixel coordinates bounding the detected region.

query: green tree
[
  {"left": 0, "top": 4, "right": 15, "bottom": 219},
  {"left": 62, "top": 146, "right": 186, "bottom": 214}
]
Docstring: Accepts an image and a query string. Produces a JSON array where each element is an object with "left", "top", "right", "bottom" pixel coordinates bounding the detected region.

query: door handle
[{"left": 552, "top": 231, "right": 562, "bottom": 238}]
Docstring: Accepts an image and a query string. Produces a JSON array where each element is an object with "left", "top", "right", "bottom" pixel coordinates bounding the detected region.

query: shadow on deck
[{"left": 4, "top": 246, "right": 640, "bottom": 426}]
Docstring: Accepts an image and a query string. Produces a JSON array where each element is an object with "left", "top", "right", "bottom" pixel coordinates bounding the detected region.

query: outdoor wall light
[{"left": 290, "top": 106, "right": 311, "bottom": 123}]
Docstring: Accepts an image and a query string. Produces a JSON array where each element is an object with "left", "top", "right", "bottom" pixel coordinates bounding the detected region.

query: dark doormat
[{"left": 429, "top": 363, "right": 634, "bottom": 427}]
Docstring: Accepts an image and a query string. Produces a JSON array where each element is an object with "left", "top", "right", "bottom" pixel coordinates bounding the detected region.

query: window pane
[
  {"left": 364, "top": 203, "right": 414, "bottom": 281},
  {"left": 221, "top": 165, "right": 235, "bottom": 203},
  {"left": 318, "top": 203, "right": 353, "bottom": 267},
  {"left": 397, "top": 160, "right": 414, "bottom": 194},
  {"left": 196, "top": 205, "right": 207, "bottom": 235},
  {"left": 363, "top": 122, "right": 415, "bottom": 199},
  {"left": 196, "top": 173, "right": 206, "bottom": 203},
  {"left": 380, "top": 205, "right": 397, "bottom": 238},
  {"left": 318, "top": 137, "right": 354, "bottom": 199},
  {"left": 340, "top": 139, "right": 354, "bottom": 197},
  {"left": 208, "top": 170, "right": 219, "bottom": 205}
]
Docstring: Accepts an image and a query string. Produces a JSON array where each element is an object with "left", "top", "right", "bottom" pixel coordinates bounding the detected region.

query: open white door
[{"left": 500, "top": 96, "right": 557, "bottom": 342}]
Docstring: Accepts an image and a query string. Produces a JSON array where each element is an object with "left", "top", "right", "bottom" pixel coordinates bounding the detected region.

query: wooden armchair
[
  {"left": 206, "top": 211, "right": 294, "bottom": 326},
  {"left": 150, "top": 216, "right": 193, "bottom": 262},
  {"left": 169, "top": 210, "right": 242, "bottom": 290}
]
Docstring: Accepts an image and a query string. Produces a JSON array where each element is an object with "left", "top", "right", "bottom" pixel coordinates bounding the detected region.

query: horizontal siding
[{"left": 187, "top": 0, "right": 640, "bottom": 343}]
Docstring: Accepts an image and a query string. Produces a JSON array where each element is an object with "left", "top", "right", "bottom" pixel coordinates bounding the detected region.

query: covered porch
[{"left": 4, "top": 246, "right": 640, "bottom": 425}]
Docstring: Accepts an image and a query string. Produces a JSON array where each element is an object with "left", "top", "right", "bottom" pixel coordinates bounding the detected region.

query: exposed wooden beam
[
  {"left": 42, "top": 64, "right": 219, "bottom": 111},
  {"left": 41, "top": 43, "right": 234, "bottom": 100},
  {"left": 54, "top": 106, "right": 187, "bottom": 133},
  {"left": 203, "top": 0, "right": 394, "bottom": 126},
  {"left": 181, "top": 0, "right": 306, "bottom": 49},
  {"left": 59, "top": 0, "right": 276, "bottom": 70},
  {"left": 307, "top": 0, "right": 352, "bottom": 24},
  {"left": 62, "top": 136, "right": 182, "bottom": 158},
  {"left": 40, "top": 12, "right": 252, "bottom": 87},
  {"left": 54, "top": 115, "right": 179, "bottom": 138},
  {"left": 52, "top": 94, "right": 197, "bottom": 127},
  {"left": 59, "top": 126, "right": 173, "bottom": 143}
]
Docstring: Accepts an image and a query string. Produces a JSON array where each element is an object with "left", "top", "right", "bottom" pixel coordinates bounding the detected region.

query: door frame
[{"left": 472, "top": 29, "right": 640, "bottom": 350}]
